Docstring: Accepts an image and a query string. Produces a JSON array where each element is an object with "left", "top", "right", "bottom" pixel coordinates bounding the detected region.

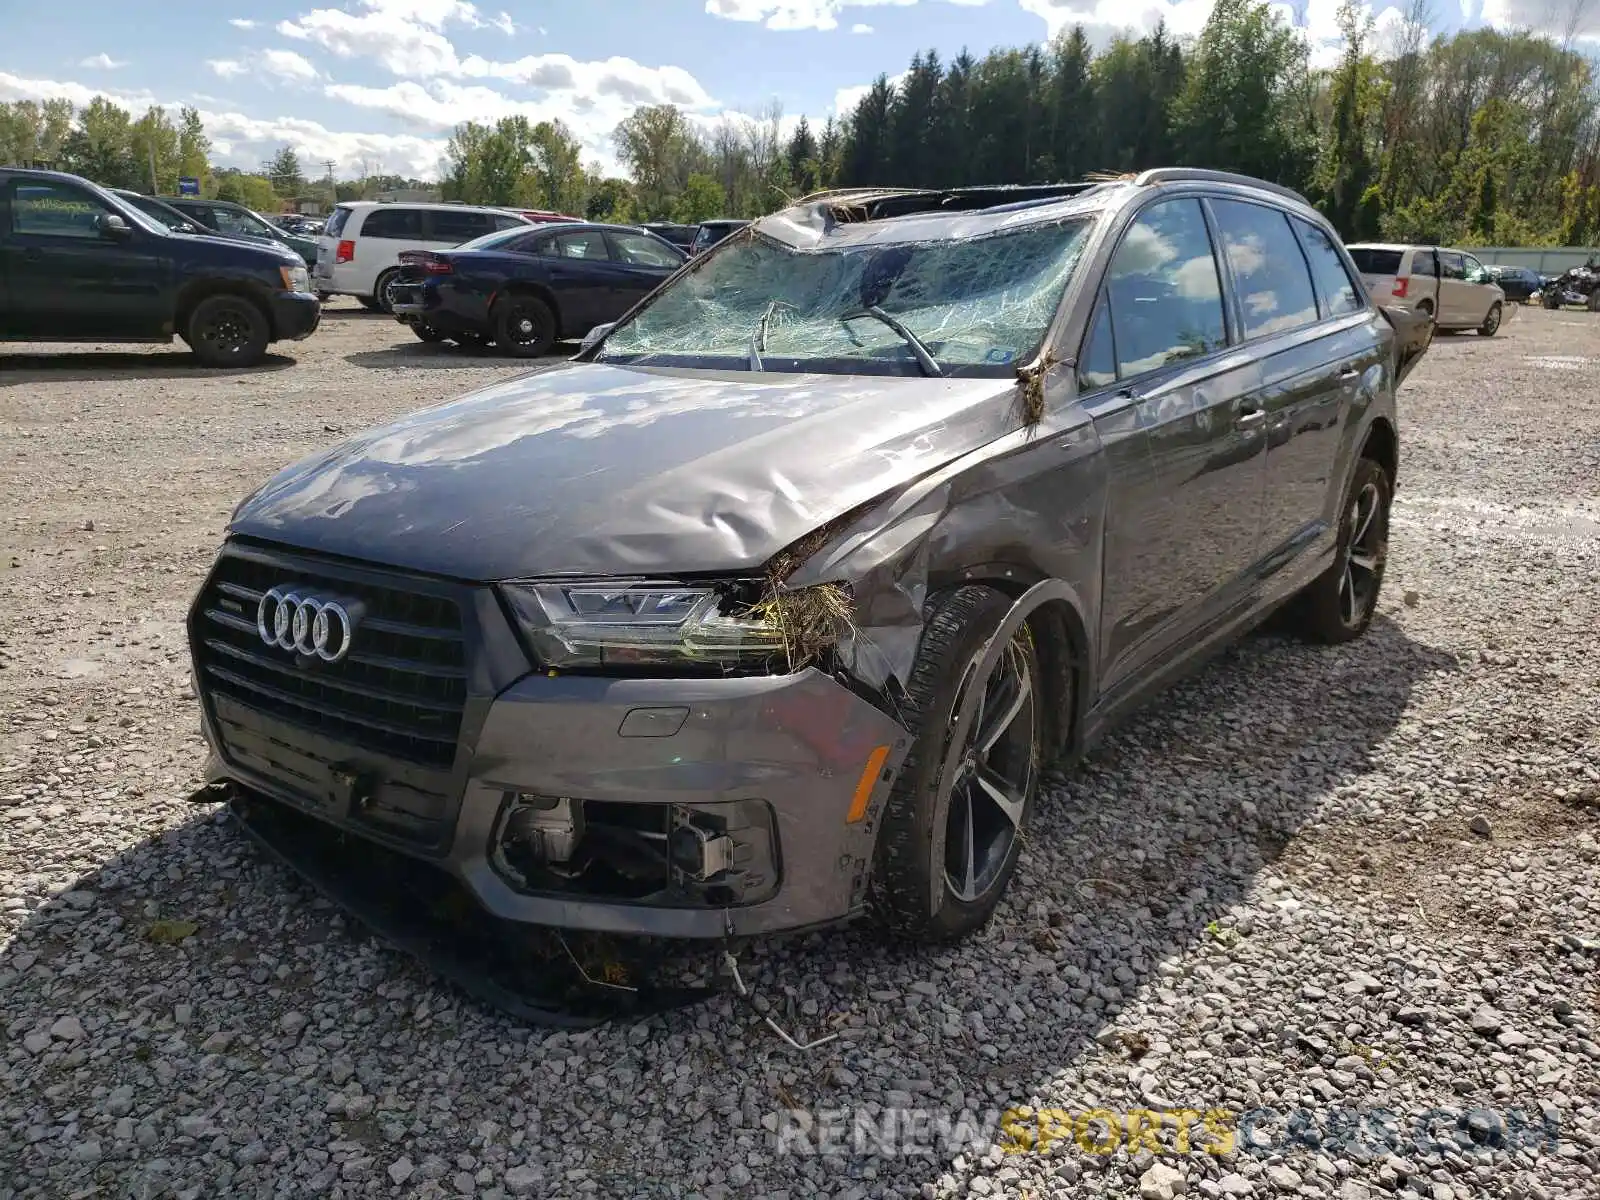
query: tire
[
  {"left": 1477, "top": 302, "right": 1502, "bottom": 336},
  {"left": 1542, "top": 291, "right": 1561, "bottom": 310},
  {"left": 870, "top": 585, "right": 1044, "bottom": 943},
  {"left": 1414, "top": 299, "right": 1433, "bottom": 319},
  {"left": 185, "top": 294, "right": 270, "bottom": 368},
  {"left": 1587, "top": 290, "right": 1600, "bottom": 313},
  {"left": 373, "top": 269, "right": 400, "bottom": 315},
  {"left": 410, "top": 321, "right": 446, "bottom": 343},
  {"left": 1290, "top": 457, "right": 1391, "bottom": 644},
  {"left": 494, "top": 294, "right": 557, "bottom": 358}
]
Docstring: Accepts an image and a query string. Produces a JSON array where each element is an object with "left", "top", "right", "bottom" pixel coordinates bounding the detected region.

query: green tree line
[
  {"left": 596, "top": 0, "right": 1600, "bottom": 246},
  {"left": 8, "top": 0, "right": 1598, "bottom": 245}
]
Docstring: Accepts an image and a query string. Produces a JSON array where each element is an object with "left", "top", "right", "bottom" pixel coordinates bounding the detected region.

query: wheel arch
[
  {"left": 494, "top": 281, "right": 564, "bottom": 335},
  {"left": 175, "top": 281, "right": 276, "bottom": 341},
  {"left": 1360, "top": 415, "right": 1398, "bottom": 491},
  {"left": 938, "top": 568, "right": 1092, "bottom": 766}
]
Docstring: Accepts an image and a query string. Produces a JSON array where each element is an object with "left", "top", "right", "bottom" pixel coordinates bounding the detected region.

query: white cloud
[
  {"left": 852, "top": 21, "right": 875, "bottom": 30},
  {"left": 704, "top": 0, "right": 923, "bottom": 33},
  {"left": 262, "top": 48, "right": 321, "bottom": 83},
  {"left": 79, "top": 53, "right": 126, "bottom": 69},
  {"left": 279, "top": 8, "right": 463, "bottom": 75},
  {"left": 230, "top": 17, "right": 258, "bottom": 29},
  {"left": 489, "top": 10, "right": 516, "bottom": 34},
  {"left": 832, "top": 68, "right": 911, "bottom": 115},
  {"left": 1017, "top": 0, "right": 1218, "bottom": 40},
  {"left": 1481, "top": 0, "right": 1600, "bottom": 39},
  {"left": 207, "top": 59, "right": 249, "bottom": 79}
]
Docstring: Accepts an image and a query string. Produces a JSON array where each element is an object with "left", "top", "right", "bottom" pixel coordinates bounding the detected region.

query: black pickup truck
[{"left": 0, "top": 168, "right": 320, "bottom": 367}]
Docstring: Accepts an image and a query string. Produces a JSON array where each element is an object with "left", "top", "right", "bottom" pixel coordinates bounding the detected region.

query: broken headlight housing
[{"left": 501, "top": 581, "right": 795, "bottom": 670}]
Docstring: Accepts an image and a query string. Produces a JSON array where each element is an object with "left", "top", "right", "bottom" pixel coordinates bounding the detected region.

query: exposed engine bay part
[
  {"left": 1540, "top": 259, "right": 1600, "bottom": 311},
  {"left": 490, "top": 793, "right": 779, "bottom": 908}
]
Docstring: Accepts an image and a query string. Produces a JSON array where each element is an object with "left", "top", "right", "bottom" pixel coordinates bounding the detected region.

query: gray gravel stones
[{"left": 2, "top": 308, "right": 1598, "bottom": 1198}]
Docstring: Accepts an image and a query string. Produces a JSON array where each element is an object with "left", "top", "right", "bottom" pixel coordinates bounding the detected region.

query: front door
[
  {"left": 1, "top": 178, "right": 166, "bottom": 339},
  {"left": 1087, "top": 196, "right": 1267, "bottom": 695},
  {"left": 1436, "top": 250, "right": 1487, "bottom": 327}
]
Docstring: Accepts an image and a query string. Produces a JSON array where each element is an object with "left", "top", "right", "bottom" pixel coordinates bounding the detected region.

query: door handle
[
  {"left": 1237, "top": 401, "right": 1266, "bottom": 427},
  {"left": 1339, "top": 366, "right": 1360, "bottom": 380}
]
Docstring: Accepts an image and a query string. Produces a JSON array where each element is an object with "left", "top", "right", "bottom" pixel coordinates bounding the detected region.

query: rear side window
[
  {"left": 1293, "top": 220, "right": 1363, "bottom": 317},
  {"left": 427, "top": 209, "right": 492, "bottom": 243},
  {"left": 1209, "top": 199, "right": 1319, "bottom": 339},
  {"left": 360, "top": 207, "right": 423, "bottom": 239},
  {"left": 1347, "top": 248, "right": 1403, "bottom": 276},
  {"left": 1104, "top": 197, "right": 1227, "bottom": 378},
  {"left": 607, "top": 231, "right": 681, "bottom": 268},
  {"left": 1437, "top": 250, "right": 1466, "bottom": 280},
  {"left": 9, "top": 180, "right": 109, "bottom": 238},
  {"left": 325, "top": 206, "right": 352, "bottom": 237},
  {"left": 491, "top": 213, "right": 526, "bottom": 231},
  {"left": 550, "top": 231, "right": 609, "bottom": 260}
]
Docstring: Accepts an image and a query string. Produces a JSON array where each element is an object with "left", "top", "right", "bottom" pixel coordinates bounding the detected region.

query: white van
[
  {"left": 313, "top": 202, "right": 532, "bottom": 311},
  {"left": 1345, "top": 242, "right": 1507, "bottom": 335}
]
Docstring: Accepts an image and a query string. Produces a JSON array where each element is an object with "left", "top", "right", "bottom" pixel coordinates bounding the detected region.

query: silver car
[{"left": 1346, "top": 242, "right": 1506, "bottom": 334}]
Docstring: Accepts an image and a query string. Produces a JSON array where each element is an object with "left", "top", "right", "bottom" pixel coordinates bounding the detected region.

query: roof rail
[{"left": 1133, "top": 168, "right": 1311, "bottom": 208}]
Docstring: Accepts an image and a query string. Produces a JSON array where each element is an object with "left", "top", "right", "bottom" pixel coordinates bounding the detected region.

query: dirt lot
[{"left": 1, "top": 303, "right": 1597, "bottom": 1200}]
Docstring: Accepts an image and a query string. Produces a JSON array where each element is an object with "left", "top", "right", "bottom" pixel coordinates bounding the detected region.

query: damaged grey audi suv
[{"left": 189, "top": 169, "right": 1431, "bottom": 955}]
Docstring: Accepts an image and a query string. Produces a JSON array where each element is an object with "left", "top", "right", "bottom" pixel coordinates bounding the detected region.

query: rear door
[
  {"left": 601, "top": 230, "right": 683, "bottom": 314},
  {"left": 1348, "top": 246, "right": 1405, "bottom": 305},
  {"left": 1086, "top": 195, "right": 1266, "bottom": 696},
  {"left": 1, "top": 177, "right": 166, "bottom": 339}
]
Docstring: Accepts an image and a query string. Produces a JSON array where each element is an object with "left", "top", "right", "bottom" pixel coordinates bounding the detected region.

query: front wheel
[
  {"left": 1478, "top": 302, "right": 1502, "bottom": 336},
  {"left": 871, "top": 586, "right": 1043, "bottom": 943},
  {"left": 1290, "top": 457, "right": 1391, "bottom": 643},
  {"left": 494, "top": 295, "right": 557, "bottom": 358},
  {"left": 185, "top": 294, "right": 270, "bottom": 368}
]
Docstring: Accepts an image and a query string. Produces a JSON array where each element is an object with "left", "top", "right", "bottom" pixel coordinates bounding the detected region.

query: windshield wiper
[
  {"left": 840, "top": 306, "right": 943, "bottom": 377},
  {"left": 748, "top": 299, "right": 799, "bottom": 372}
]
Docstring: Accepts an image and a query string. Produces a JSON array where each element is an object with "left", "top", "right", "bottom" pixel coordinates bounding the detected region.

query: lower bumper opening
[
  {"left": 229, "top": 787, "right": 720, "bottom": 1026},
  {"left": 490, "top": 793, "right": 780, "bottom": 908}
]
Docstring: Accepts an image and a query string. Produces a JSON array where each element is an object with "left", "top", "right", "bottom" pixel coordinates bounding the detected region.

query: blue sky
[{"left": 0, "top": 0, "right": 1573, "bottom": 180}]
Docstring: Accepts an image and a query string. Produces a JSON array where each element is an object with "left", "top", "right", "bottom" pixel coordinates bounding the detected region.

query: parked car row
[{"left": 0, "top": 167, "right": 319, "bottom": 365}]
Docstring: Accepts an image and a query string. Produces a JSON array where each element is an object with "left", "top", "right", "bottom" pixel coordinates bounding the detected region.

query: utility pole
[
  {"left": 324, "top": 159, "right": 336, "bottom": 211},
  {"left": 148, "top": 143, "right": 158, "bottom": 194}
]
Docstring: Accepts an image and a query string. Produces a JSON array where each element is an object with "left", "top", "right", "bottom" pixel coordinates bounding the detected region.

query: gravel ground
[{"left": 1, "top": 303, "right": 1597, "bottom": 1200}]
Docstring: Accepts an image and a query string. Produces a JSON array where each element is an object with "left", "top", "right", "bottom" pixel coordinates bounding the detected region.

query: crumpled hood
[{"left": 230, "top": 361, "right": 1019, "bottom": 581}]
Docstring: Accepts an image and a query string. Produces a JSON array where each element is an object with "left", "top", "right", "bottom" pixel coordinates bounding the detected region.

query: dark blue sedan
[{"left": 389, "top": 222, "right": 686, "bottom": 356}]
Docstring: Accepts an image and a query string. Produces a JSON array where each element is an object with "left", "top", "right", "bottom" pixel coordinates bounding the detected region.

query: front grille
[{"left": 193, "top": 551, "right": 468, "bottom": 769}]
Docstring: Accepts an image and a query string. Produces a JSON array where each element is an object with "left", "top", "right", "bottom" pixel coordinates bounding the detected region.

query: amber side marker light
[{"left": 847, "top": 745, "right": 892, "bottom": 823}]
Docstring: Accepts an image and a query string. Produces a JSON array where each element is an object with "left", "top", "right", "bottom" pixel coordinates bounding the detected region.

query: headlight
[
  {"left": 501, "top": 581, "right": 795, "bottom": 670},
  {"left": 279, "top": 265, "right": 311, "bottom": 293}
]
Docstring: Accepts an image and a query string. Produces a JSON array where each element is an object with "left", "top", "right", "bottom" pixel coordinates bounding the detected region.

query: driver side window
[
  {"left": 1104, "top": 198, "right": 1227, "bottom": 379},
  {"left": 10, "top": 181, "right": 112, "bottom": 239}
]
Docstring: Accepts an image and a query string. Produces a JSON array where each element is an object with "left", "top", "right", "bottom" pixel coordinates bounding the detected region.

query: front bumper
[
  {"left": 270, "top": 291, "right": 322, "bottom": 341},
  {"left": 189, "top": 542, "right": 910, "bottom": 940}
]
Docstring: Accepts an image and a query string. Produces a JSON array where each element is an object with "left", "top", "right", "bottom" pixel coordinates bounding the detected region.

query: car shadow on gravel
[
  {"left": 343, "top": 340, "right": 578, "bottom": 369},
  {"left": 0, "top": 350, "right": 297, "bottom": 384},
  {"left": 0, "top": 614, "right": 1459, "bottom": 1192}
]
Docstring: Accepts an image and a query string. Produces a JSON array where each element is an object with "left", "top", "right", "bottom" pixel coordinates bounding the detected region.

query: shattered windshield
[{"left": 596, "top": 216, "right": 1094, "bottom": 376}]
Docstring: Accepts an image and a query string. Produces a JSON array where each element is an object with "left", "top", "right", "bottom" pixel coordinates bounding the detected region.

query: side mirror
[
  {"left": 578, "top": 322, "right": 614, "bottom": 353},
  {"left": 98, "top": 214, "right": 132, "bottom": 240}
]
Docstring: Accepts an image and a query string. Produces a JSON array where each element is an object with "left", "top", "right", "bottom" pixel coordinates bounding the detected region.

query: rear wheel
[
  {"left": 1290, "top": 457, "right": 1391, "bottom": 644},
  {"left": 494, "top": 295, "right": 557, "bottom": 358},
  {"left": 1477, "top": 302, "right": 1502, "bottom": 336},
  {"left": 185, "top": 294, "right": 270, "bottom": 368},
  {"left": 871, "top": 586, "right": 1043, "bottom": 943},
  {"left": 373, "top": 269, "right": 400, "bottom": 315},
  {"left": 1414, "top": 298, "right": 1433, "bottom": 319}
]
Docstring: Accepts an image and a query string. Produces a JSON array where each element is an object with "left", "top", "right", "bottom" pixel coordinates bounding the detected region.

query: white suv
[
  {"left": 313, "top": 202, "right": 531, "bottom": 311},
  {"left": 1345, "top": 243, "right": 1506, "bottom": 335}
]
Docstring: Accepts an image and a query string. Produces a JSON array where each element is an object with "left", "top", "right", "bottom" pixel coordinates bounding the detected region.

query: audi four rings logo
[{"left": 257, "top": 587, "right": 356, "bottom": 662}]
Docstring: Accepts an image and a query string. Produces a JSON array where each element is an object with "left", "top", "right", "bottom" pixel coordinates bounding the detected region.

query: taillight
[
  {"left": 420, "top": 257, "right": 453, "bottom": 275},
  {"left": 335, "top": 239, "right": 355, "bottom": 264},
  {"left": 1391, "top": 276, "right": 1409, "bottom": 298}
]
